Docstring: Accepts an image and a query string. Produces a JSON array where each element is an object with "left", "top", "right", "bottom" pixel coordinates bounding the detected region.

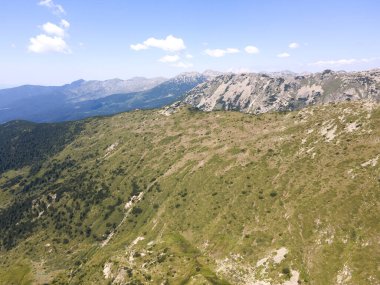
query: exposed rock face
[{"left": 184, "top": 69, "right": 380, "bottom": 113}]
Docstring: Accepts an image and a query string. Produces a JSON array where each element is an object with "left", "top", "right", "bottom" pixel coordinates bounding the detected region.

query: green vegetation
[
  {"left": 0, "top": 120, "right": 83, "bottom": 174},
  {"left": 0, "top": 101, "right": 379, "bottom": 284}
]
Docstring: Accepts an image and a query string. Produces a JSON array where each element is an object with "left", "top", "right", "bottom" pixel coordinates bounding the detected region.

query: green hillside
[{"left": 0, "top": 101, "right": 379, "bottom": 285}]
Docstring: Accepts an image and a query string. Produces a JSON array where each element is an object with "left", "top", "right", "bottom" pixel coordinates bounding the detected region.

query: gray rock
[{"left": 184, "top": 69, "right": 380, "bottom": 114}]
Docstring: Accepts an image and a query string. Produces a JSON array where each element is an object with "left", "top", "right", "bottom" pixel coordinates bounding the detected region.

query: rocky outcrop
[{"left": 184, "top": 69, "right": 380, "bottom": 114}]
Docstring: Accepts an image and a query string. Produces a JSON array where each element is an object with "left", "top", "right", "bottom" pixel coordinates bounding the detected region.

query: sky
[{"left": 1, "top": 0, "right": 380, "bottom": 86}]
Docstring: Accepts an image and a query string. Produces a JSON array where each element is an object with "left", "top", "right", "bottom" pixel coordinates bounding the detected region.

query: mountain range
[
  {"left": 185, "top": 69, "right": 380, "bottom": 113},
  {"left": 0, "top": 72, "right": 211, "bottom": 123},
  {"left": 1, "top": 69, "right": 380, "bottom": 124}
]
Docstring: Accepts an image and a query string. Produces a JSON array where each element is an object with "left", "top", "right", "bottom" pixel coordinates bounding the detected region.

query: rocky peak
[{"left": 184, "top": 69, "right": 380, "bottom": 114}]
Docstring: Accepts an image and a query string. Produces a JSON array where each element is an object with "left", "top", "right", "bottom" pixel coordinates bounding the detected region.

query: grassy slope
[{"left": 0, "top": 101, "right": 379, "bottom": 285}]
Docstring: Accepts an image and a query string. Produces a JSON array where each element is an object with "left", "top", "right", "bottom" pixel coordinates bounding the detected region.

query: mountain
[
  {"left": 2, "top": 69, "right": 380, "bottom": 123},
  {"left": 0, "top": 73, "right": 207, "bottom": 123},
  {"left": 184, "top": 69, "right": 380, "bottom": 114},
  {"left": 63, "top": 77, "right": 167, "bottom": 102},
  {"left": 52, "top": 72, "right": 209, "bottom": 121},
  {"left": 0, "top": 85, "right": 63, "bottom": 108},
  {"left": 0, "top": 100, "right": 379, "bottom": 284},
  {"left": 0, "top": 77, "right": 166, "bottom": 109}
]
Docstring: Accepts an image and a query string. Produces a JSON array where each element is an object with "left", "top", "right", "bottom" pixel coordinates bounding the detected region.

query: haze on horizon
[{"left": 1, "top": 0, "right": 380, "bottom": 86}]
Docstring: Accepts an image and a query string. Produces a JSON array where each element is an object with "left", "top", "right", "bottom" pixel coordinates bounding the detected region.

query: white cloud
[
  {"left": 30, "top": 19, "right": 71, "bottom": 53},
  {"left": 159, "top": 54, "right": 193, "bottom": 68},
  {"left": 130, "top": 35, "right": 186, "bottom": 52},
  {"left": 31, "top": 1, "right": 71, "bottom": 54},
  {"left": 245, "top": 45, "right": 260, "bottom": 54},
  {"left": 205, "top": 49, "right": 226, "bottom": 57},
  {"left": 185, "top": 54, "right": 193, "bottom": 59},
  {"left": 144, "top": 35, "right": 186, "bottom": 51},
  {"left": 38, "top": 0, "right": 65, "bottom": 15},
  {"left": 41, "top": 20, "right": 69, "bottom": 37},
  {"left": 173, "top": 61, "right": 193, "bottom": 68},
  {"left": 226, "top": 48, "right": 240, "bottom": 54},
  {"left": 310, "top": 57, "right": 380, "bottom": 66},
  {"left": 159, "top": 55, "right": 180, "bottom": 63},
  {"left": 60, "top": 19, "right": 70, "bottom": 29},
  {"left": 42, "top": 22, "right": 65, "bottom": 37},
  {"left": 277, "top": 52, "right": 290, "bottom": 58},
  {"left": 204, "top": 48, "right": 240, "bottom": 57},
  {"left": 289, "top": 42, "right": 299, "bottom": 49},
  {"left": 28, "top": 34, "right": 71, "bottom": 53},
  {"left": 130, "top": 43, "right": 148, "bottom": 51}
]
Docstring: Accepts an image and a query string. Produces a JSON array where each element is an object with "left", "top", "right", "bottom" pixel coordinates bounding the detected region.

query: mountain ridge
[
  {"left": 0, "top": 71, "right": 219, "bottom": 123},
  {"left": 184, "top": 69, "right": 380, "bottom": 114},
  {"left": 2, "top": 68, "right": 380, "bottom": 123}
]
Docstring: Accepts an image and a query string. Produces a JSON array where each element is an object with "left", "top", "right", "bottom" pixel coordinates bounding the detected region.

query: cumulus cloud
[
  {"left": 130, "top": 35, "right": 186, "bottom": 52},
  {"left": 144, "top": 35, "right": 185, "bottom": 51},
  {"left": 159, "top": 55, "right": 180, "bottom": 63},
  {"left": 244, "top": 45, "right": 259, "bottom": 54},
  {"left": 185, "top": 54, "right": 193, "bottom": 59},
  {"left": 310, "top": 57, "right": 380, "bottom": 66},
  {"left": 38, "top": 0, "right": 65, "bottom": 15},
  {"left": 30, "top": 0, "right": 71, "bottom": 54},
  {"left": 288, "top": 42, "right": 299, "bottom": 49},
  {"left": 28, "top": 34, "right": 71, "bottom": 53},
  {"left": 29, "top": 19, "right": 71, "bottom": 53},
  {"left": 204, "top": 48, "right": 240, "bottom": 57},
  {"left": 277, "top": 52, "right": 290, "bottom": 58},
  {"left": 42, "top": 22, "right": 65, "bottom": 37},
  {"left": 130, "top": 43, "right": 148, "bottom": 51}
]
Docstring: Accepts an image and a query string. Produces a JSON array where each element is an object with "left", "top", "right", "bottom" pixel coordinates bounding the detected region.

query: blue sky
[{"left": 1, "top": 0, "right": 380, "bottom": 85}]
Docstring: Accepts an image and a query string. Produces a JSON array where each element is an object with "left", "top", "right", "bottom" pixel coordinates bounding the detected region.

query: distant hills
[{"left": 0, "top": 72, "right": 212, "bottom": 123}]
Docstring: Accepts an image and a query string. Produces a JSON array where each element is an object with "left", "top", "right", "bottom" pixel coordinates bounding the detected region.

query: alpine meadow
[{"left": 0, "top": 1, "right": 379, "bottom": 285}]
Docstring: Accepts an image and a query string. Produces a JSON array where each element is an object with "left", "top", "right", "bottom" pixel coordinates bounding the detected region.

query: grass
[
  {"left": 0, "top": 101, "right": 379, "bottom": 284},
  {"left": 0, "top": 259, "right": 33, "bottom": 285}
]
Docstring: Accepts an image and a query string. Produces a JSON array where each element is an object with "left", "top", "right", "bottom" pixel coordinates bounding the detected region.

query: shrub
[
  {"left": 270, "top": 191, "right": 278, "bottom": 197},
  {"left": 132, "top": 207, "right": 143, "bottom": 215},
  {"left": 282, "top": 267, "right": 291, "bottom": 276}
]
